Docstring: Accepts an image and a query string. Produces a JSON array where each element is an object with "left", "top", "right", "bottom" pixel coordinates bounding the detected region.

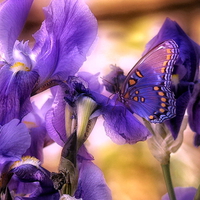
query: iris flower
[
  {"left": 7, "top": 156, "right": 111, "bottom": 200},
  {"left": 0, "top": 0, "right": 97, "bottom": 125},
  {"left": 143, "top": 18, "right": 200, "bottom": 139},
  {"left": 46, "top": 72, "right": 150, "bottom": 146},
  {"left": 103, "top": 18, "right": 199, "bottom": 141}
]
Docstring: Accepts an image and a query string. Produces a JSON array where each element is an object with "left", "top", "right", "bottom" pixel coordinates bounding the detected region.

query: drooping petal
[
  {"left": 162, "top": 187, "right": 197, "bottom": 200},
  {"left": 75, "top": 160, "right": 112, "bottom": 200},
  {"left": 0, "top": 119, "right": 31, "bottom": 172},
  {"left": 33, "top": 0, "right": 98, "bottom": 87},
  {"left": 143, "top": 18, "right": 200, "bottom": 138},
  {"left": 102, "top": 104, "right": 151, "bottom": 144},
  {"left": 0, "top": 0, "right": 34, "bottom": 64}
]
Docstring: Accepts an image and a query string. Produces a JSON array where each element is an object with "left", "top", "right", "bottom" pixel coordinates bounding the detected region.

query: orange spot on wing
[
  {"left": 159, "top": 108, "right": 165, "bottom": 113},
  {"left": 133, "top": 96, "right": 138, "bottom": 101},
  {"left": 161, "top": 67, "right": 166, "bottom": 73},
  {"left": 136, "top": 70, "right": 143, "bottom": 78},
  {"left": 161, "top": 103, "right": 166, "bottom": 107},
  {"left": 163, "top": 61, "right": 168, "bottom": 67},
  {"left": 149, "top": 115, "right": 154, "bottom": 120},
  {"left": 167, "top": 49, "right": 172, "bottom": 54},
  {"left": 141, "top": 97, "right": 145, "bottom": 102},
  {"left": 158, "top": 91, "right": 165, "bottom": 96},
  {"left": 154, "top": 86, "right": 160, "bottom": 91},
  {"left": 166, "top": 54, "right": 172, "bottom": 60},
  {"left": 129, "top": 79, "right": 136, "bottom": 86},
  {"left": 135, "top": 90, "right": 139, "bottom": 95},
  {"left": 161, "top": 97, "right": 167, "bottom": 102}
]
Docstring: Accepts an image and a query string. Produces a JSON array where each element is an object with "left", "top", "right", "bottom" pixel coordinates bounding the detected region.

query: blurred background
[{"left": 14, "top": 0, "right": 200, "bottom": 199}]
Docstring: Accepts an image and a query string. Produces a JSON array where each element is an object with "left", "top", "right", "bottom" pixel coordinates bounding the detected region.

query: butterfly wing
[{"left": 120, "top": 40, "right": 179, "bottom": 123}]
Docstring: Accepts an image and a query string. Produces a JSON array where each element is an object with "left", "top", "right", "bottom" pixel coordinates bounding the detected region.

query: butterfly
[{"left": 119, "top": 39, "right": 179, "bottom": 123}]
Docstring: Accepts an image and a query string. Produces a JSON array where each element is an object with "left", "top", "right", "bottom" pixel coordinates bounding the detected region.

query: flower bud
[
  {"left": 76, "top": 96, "right": 98, "bottom": 149},
  {"left": 145, "top": 117, "right": 187, "bottom": 164}
]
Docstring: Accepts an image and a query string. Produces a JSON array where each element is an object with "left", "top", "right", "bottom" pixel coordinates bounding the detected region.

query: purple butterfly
[{"left": 118, "top": 40, "right": 179, "bottom": 123}]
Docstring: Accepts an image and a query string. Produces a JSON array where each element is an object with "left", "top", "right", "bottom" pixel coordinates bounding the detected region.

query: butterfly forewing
[{"left": 120, "top": 40, "right": 179, "bottom": 123}]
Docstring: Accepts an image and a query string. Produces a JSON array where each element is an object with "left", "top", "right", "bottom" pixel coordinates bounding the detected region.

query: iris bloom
[
  {"left": 143, "top": 18, "right": 200, "bottom": 139},
  {"left": 104, "top": 18, "right": 199, "bottom": 141},
  {"left": 46, "top": 72, "right": 150, "bottom": 146},
  {"left": 0, "top": 0, "right": 97, "bottom": 125},
  {"left": 8, "top": 157, "right": 59, "bottom": 200},
  {"left": 7, "top": 156, "right": 111, "bottom": 200}
]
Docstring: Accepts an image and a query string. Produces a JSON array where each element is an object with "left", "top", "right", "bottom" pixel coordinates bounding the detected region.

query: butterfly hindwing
[{"left": 120, "top": 40, "right": 179, "bottom": 123}]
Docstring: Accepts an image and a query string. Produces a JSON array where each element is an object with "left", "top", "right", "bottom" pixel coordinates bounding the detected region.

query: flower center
[{"left": 10, "top": 62, "right": 30, "bottom": 73}]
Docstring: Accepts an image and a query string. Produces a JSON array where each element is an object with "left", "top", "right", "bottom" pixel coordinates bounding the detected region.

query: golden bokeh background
[{"left": 12, "top": 0, "right": 200, "bottom": 199}]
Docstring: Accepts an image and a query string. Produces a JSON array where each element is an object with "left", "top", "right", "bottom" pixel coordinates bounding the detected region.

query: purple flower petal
[
  {"left": 46, "top": 87, "right": 67, "bottom": 146},
  {"left": 0, "top": 119, "right": 31, "bottom": 171},
  {"left": 33, "top": 0, "right": 98, "bottom": 86},
  {"left": 77, "top": 71, "right": 103, "bottom": 93},
  {"left": 188, "top": 83, "right": 200, "bottom": 146},
  {"left": 75, "top": 160, "right": 112, "bottom": 200},
  {"left": 10, "top": 164, "right": 59, "bottom": 199},
  {"left": 0, "top": 65, "right": 39, "bottom": 125},
  {"left": 162, "top": 187, "right": 197, "bottom": 200},
  {"left": 102, "top": 104, "right": 151, "bottom": 144},
  {"left": 0, "top": 0, "right": 33, "bottom": 64}
]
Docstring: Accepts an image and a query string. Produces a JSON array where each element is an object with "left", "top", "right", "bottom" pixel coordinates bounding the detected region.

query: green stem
[
  {"left": 194, "top": 184, "right": 200, "bottom": 200},
  {"left": 161, "top": 163, "right": 177, "bottom": 200}
]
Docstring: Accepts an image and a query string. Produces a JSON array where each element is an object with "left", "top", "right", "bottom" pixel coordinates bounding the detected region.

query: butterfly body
[{"left": 119, "top": 40, "right": 179, "bottom": 123}]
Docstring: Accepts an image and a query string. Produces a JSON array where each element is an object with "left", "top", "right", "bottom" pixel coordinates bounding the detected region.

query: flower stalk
[
  {"left": 161, "top": 163, "right": 177, "bottom": 200},
  {"left": 194, "top": 184, "right": 200, "bottom": 200}
]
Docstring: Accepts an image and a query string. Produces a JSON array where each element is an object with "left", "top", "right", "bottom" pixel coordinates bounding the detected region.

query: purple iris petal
[
  {"left": 188, "top": 83, "right": 200, "bottom": 146},
  {"left": 0, "top": 0, "right": 33, "bottom": 64},
  {"left": 102, "top": 104, "right": 151, "bottom": 144},
  {"left": 33, "top": 0, "right": 98, "bottom": 86},
  {"left": 23, "top": 126, "right": 48, "bottom": 162},
  {"left": 23, "top": 99, "right": 54, "bottom": 161},
  {"left": 77, "top": 71, "right": 103, "bottom": 93},
  {"left": 143, "top": 18, "right": 199, "bottom": 138},
  {"left": 162, "top": 187, "right": 197, "bottom": 200},
  {"left": 0, "top": 65, "right": 39, "bottom": 125},
  {"left": 0, "top": 119, "right": 31, "bottom": 172},
  {"left": 75, "top": 160, "right": 112, "bottom": 200},
  {"left": 46, "top": 87, "right": 67, "bottom": 146},
  {"left": 10, "top": 164, "right": 59, "bottom": 199}
]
